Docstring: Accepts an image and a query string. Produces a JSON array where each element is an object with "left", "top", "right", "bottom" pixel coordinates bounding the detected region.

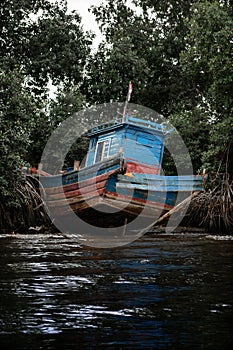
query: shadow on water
[{"left": 0, "top": 233, "right": 233, "bottom": 349}]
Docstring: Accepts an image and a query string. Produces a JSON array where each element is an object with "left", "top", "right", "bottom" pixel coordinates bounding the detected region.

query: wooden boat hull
[{"left": 38, "top": 154, "right": 204, "bottom": 227}]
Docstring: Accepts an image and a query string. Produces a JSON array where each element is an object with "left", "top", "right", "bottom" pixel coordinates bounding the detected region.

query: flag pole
[{"left": 122, "top": 81, "right": 133, "bottom": 122}]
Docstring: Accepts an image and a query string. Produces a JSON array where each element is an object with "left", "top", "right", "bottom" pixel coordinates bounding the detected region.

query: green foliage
[
  {"left": 0, "top": 68, "right": 35, "bottom": 205},
  {"left": 84, "top": 1, "right": 154, "bottom": 105},
  {"left": 27, "top": 6, "right": 92, "bottom": 88},
  {"left": 169, "top": 104, "right": 211, "bottom": 173},
  {"left": 88, "top": 0, "right": 200, "bottom": 113},
  {"left": 83, "top": 40, "right": 151, "bottom": 105},
  {"left": 0, "top": 0, "right": 92, "bottom": 211},
  {"left": 48, "top": 86, "right": 87, "bottom": 169},
  {"left": 1, "top": 0, "right": 92, "bottom": 91},
  {"left": 180, "top": 0, "right": 233, "bottom": 176},
  {"left": 25, "top": 85, "right": 86, "bottom": 167}
]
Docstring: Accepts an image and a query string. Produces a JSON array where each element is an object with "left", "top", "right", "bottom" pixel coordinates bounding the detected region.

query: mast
[{"left": 122, "top": 81, "right": 133, "bottom": 122}]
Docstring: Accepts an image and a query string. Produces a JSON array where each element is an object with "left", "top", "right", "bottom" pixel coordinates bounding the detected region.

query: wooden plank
[
  {"left": 116, "top": 182, "right": 202, "bottom": 192},
  {"left": 47, "top": 188, "right": 105, "bottom": 207},
  {"left": 45, "top": 172, "right": 111, "bottom": 197},
  {"left": 46, "top": 180, "right": 106, "bottom": 200},
  {"left": 50, "top": 196, "right": 102, "bottom": 216},
  {"left": 117, "top": 174, "right": 204, "bottom": 191},
  {"left": 42, "top": 169, "right": 119, "bottom": 195},
  {"left": 104, "top": 191, "right": 173, "bottom": 211},
  {"left": 102, "top": 197, "right": 161, "bottom": 217}
]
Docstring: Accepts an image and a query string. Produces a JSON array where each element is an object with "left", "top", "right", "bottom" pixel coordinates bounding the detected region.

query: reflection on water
[{"left": 0, "top": 233, "right": 232, "bottom": 349}]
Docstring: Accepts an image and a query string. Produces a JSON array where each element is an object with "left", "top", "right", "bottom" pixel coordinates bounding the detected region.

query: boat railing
[
  {"left": 91, "top": 117, "right": 123, "bottom": 133},
  {"left": 127, "top": 116, "right": 167, "bottom": 133},
  {"left": 90, "top": 114, "right": 170, "bottom": 134}
]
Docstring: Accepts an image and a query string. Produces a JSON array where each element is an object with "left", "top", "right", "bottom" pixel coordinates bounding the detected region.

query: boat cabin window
[{"left": 94, "top": 139, "right": 110, "bottom": 163}]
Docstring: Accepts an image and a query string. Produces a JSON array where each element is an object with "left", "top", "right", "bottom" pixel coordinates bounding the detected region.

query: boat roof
[{"left": 87, "top": 114, "right": 173, "bottom": 137}]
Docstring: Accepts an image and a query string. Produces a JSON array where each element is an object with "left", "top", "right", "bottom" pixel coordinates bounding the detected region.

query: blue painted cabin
[{"left": 86, "top": 114, "right": 170, "bottom": 174}]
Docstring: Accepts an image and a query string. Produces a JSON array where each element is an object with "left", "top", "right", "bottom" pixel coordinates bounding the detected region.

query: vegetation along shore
[{"left": 1, "top": 0, "right": 232, "bottom": 235}]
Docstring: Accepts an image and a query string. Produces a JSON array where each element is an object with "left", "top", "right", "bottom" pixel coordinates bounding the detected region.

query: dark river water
[{"left": 0, "top": 232, "right": 232, "bottom": 349}]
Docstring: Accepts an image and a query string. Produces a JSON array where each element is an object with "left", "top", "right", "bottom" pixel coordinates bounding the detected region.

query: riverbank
[
  {"left": 1, "top": 177, "right": 232, "bottom": 236},
  {"left": 1, "top": 227, "right": 233, "bottom": 245}
]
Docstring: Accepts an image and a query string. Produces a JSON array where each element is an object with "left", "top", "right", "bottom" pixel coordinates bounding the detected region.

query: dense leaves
[
  {"left": 0, "top": 68, "right": 36, "bottom": 205},
  {"left": 180, "top": 1, "right": 233, "bottom": 174},
  {"left": 88, "top": 0, "right": 200, "bottom": 113},
  {"left": 25, "top": 85, "right": 86, "bottom": 167},
  {"left": 1, "top": 0, "right": 92, "bottom": 89},
  {"left": 0, "top": 0, "right": 91, "bottom": 207}
]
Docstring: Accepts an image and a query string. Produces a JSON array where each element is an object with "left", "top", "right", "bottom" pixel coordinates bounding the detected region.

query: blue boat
[{"left": 39, "top": 114, "right": 204, "bottom": 228}]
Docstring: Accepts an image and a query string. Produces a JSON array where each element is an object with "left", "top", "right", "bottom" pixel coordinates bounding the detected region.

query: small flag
[{"left": 127, "top": 81, "right": 133, "bottom": 102}]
